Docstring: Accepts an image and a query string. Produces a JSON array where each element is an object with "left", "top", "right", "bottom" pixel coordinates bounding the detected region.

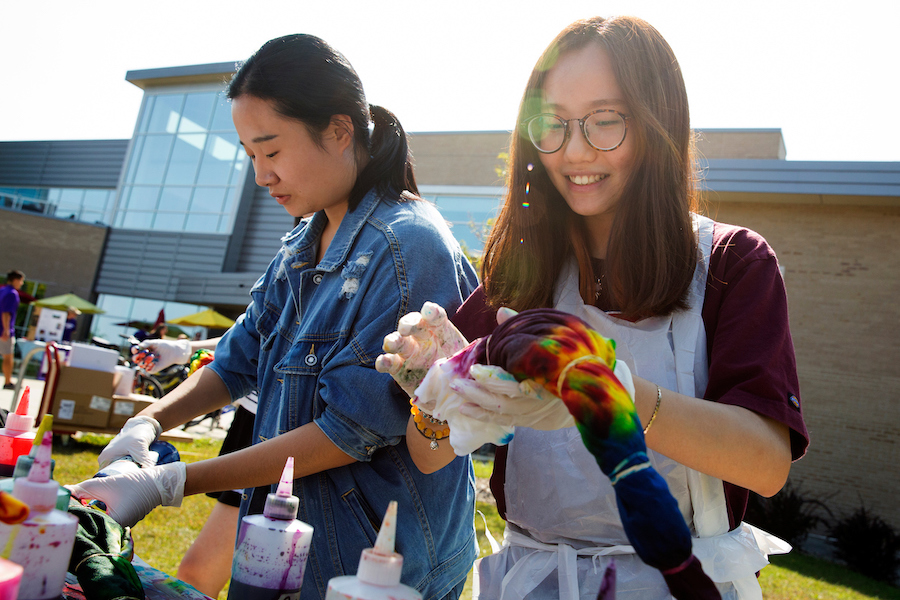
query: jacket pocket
[{"left": 340, "top": 487, "right": 380, "bottom": 547}]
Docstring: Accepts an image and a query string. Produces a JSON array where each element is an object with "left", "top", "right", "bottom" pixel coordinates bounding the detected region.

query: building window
[
  {"left": 0, "top": 187, "right": 115, "bottom": 225},
  {"left": 91, "top": 294, "right": 207, "bottom": 343},
  {"left": 421, "top": 190, "right": 504, "bottom": 255},
  {"left": 114, "top": 88, "right": 246, "bottom": 234}
]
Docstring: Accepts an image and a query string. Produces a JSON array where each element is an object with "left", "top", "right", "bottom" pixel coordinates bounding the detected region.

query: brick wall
[{"left": 705, "top": 199, "right": 900, "bottom": 530}]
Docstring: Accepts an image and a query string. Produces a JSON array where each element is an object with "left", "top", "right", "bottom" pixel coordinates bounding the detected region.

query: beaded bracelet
[{"left": 410, "top": 401, "right": 450, "bottom": 450}]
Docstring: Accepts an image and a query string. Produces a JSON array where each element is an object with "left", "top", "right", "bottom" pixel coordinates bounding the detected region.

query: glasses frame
[{"left": 524, "top": 108, "right": 631, "bottom": 154}]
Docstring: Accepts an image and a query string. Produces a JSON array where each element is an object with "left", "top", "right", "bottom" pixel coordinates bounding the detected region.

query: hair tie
[{"left": 556, "top": 354, "right": 605, "bottom": 398}]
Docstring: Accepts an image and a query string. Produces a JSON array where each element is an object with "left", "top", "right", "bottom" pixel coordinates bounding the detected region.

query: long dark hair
[
  {"left": 227, "top": 34, "right": 417, "bottom": 209},
  {"left": 482, "top": 16, "right": 698, "bottom": 320}
]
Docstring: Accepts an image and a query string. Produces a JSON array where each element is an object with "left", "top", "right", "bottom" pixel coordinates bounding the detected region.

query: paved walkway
[{"left": 0, "top": 374, "right": 232, "bottom": 441}]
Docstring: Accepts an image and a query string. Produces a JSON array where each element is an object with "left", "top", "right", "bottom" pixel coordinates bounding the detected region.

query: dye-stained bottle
[
  {"left": 0, "top": 387, "right": 36, "bottom": 477},
  {"left": 0, "top": 432, "right": 78, "bottom": 600},
  {"left": 0, "top": 415, "right": 71, "bottom": 511},
  {"left": 324, "top": 500, "right": 422, "bottom": 600},
  {"left": 228, "top": 457, "right": 314, "bottom": 600}
]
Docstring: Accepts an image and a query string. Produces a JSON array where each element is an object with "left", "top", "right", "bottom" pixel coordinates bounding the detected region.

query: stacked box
[
  {"left": 108, "top": 394, "right": 156, "bottom": 431},
  {"left": 51, "top": 366, "right": 115, "bottom": 429}
]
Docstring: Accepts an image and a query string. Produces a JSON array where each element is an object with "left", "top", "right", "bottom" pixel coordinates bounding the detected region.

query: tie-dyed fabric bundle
[{"left": 463, "top": 308, "right": 721, "bottom": 599}]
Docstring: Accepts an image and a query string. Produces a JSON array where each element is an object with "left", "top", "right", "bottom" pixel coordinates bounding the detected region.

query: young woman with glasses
[
  {"left": 379, "top": 16, "right": 808, "bottom": 599},
  {"left": 70, "top": 34, "right": 478, "bottom": 600}
]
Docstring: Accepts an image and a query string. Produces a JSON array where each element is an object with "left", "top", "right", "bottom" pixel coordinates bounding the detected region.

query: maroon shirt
[{"left": 452, "top": 221, "right": 809, "bottom": 529}]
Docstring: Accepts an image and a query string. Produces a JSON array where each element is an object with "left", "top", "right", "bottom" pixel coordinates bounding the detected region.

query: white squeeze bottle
[
  {"left": 325, "top": 500, "right": 422, "bottom": 600},
  {"left": 227, "top": 457, "right": 314, "bottom": 600},
  {"left": 0, "top": 431, "right": 78, "bottom": 600}
]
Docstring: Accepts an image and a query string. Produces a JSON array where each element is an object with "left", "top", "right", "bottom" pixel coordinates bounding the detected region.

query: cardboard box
[
  {"left": 108, "top": 394, "right": 156, "bottom": 430},
  {"left": 68, "top": 342, "right": 119, "bottom": 373},
  {"left": 50, "top": 366, "right": 116, "bottom": 429},
  {"left": 56, "top": 365, "right": 115, "bottom": 397},
  {"left": 52, "top": 393, "right": 112, "bottom": 429}
]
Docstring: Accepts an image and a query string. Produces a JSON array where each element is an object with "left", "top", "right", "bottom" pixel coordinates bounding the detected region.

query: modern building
[{"left": 1, "top": 62, "right": 899, "bottom": 535}]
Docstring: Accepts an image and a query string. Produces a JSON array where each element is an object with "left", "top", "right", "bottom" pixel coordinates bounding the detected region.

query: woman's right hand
[
  {"left": 98, "top": 416, "right": 162, "bottom": 468},
  {"left": 68, "top": 462, "right": 186, "bottom": 528},
  {"left": 132, "top": 339, "right": 193, "bottom": 374},
  {"left": 375, "top": 302, "right": 468, "bottom": 408}
]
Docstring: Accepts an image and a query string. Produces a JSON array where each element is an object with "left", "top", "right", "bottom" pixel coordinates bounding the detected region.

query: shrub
[
  {"left": 830, "top": 505, "right": 900, "bottom": 584},
  {"left": 745, "top": 482, "right": 829, "bottom": 548}
]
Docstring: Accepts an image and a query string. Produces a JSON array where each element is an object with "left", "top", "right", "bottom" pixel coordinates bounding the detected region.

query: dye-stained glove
[
  {"left": 98, "top": 416, "right": 162, "bottom": 468},
  {"left": 453, "top": 365, "right": 577, "bottom": 430},
  {"left": 67, "top": 462, "right": 186, "bottom": 529},
  {"left": 132, "top": 339, "right": 192, "bottom": 374},
  {"left": 375, "top": 301, "right": 469, "bottom": 408},
  {"left": 454, "top": 359, "right": 635, "bottom": 430}
]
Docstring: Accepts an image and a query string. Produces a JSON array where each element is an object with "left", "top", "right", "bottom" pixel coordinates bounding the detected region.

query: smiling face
[
  {"left": 537, "top": 43, "right": 637, "bottom": 255},
  {"left": 231, "top": 95, "right": 357, "bottom": 222}
]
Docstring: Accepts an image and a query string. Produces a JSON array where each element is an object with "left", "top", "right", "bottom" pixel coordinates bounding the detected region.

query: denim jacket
[{"left": 209, "top": 188, "right": 479, "bottom": 600}]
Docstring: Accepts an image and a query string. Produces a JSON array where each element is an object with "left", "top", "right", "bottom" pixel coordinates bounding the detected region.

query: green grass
[
  {"left": 46, "top": 444, "right": 899, "bottom": 600},
  {"left": 761, "top": 553, "right": 900, "bottom": 599},
  {"left": 51, "top": 433, "right": 226, "bottom": 598}
]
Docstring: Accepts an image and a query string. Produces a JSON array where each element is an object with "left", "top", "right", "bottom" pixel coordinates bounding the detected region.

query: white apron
[{"left": 474, "top": 215, "right": 789, "bottom": 600}]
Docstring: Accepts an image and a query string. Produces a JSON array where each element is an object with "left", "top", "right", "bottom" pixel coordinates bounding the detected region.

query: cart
[{"left": 16, "top": 342, "right": 192, "bottom": 442}]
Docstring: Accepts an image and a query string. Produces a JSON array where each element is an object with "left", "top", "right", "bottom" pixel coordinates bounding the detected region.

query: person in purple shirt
[
  {"left": 0, "top": 270, "right": 25, "bottom": 389},
  {"left": 62, "top": 306, "right": 81, "bottom": 343}
]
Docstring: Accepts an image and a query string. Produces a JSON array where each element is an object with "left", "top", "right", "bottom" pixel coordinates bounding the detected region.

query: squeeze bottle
[
  {"left": 0, "top": 416, "right": 70, "bottom": 511},
  {"left": 0, "top": 558, "right": 23, "bottom": 600},
  {"left": 0, "top": 387, "right": 36, "bottom": 477},
  {"left": 0, "top": 432, "right": 78, "bottom": 600},
  {"left": 325, "top": 501, "right": 422, "bottom": 600},
  {"left": 228, "top": 457, "right": 314, "bottom": 600}
]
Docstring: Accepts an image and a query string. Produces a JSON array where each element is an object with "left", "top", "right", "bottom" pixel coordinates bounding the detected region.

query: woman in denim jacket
[{"left": 71, "top": 34, "right": 479, "bottom": 600}]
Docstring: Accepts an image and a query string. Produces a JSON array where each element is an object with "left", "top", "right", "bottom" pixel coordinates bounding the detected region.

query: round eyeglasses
[{"left": 524, "top": 109, "right": 630, "bottom": 154}]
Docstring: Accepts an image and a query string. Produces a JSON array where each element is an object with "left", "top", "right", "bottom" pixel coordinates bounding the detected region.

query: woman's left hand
[{"left": 67, "top": 462, "right": 186, "bottom": 528}]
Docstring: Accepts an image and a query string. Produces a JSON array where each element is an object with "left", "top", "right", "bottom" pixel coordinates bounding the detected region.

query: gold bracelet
[
  {"left": 410, "top": 401, "right": 449, "bottom": 450},
  {"left": 642, "top": 385, "right": 662, "bottom": 435}
]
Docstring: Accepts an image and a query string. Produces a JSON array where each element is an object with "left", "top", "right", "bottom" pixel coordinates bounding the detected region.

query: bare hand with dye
[{"left": 375, "top": 301, "right": 468, "bottom": 407}]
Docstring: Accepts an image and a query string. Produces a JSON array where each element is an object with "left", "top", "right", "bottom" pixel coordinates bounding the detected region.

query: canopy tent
[
  {"left": 33, "top": 293, "right": 105, "bottom": 314},
  {"left": 168, "top": 308, "right": 236, "bottom": 329}
]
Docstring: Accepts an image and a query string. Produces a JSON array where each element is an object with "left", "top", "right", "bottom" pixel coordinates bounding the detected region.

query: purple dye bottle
[{"left": 227, "top": 457, "right": 314, "bottom": 600}]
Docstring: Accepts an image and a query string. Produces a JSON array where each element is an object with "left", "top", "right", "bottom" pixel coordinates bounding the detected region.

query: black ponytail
[
  {"left": 349, "top": 104, "right": 418, "bottom": 207},
  {"left": 228, "top": 34, "right": 416, "bottom": 210}
]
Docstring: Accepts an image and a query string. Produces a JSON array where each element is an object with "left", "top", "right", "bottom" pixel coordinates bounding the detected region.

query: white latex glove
[
  {"left": 132, "top": 339, "right": 193, "bottom": 374},
  {"left": 98, "top": 416, "right": 162, "bottom": 468},
  {"left": 454, "top": 365, "right": 577, "bottom": 430},
  {"left": 67, "top": 462, "right": 187, "bottom": 528},
  {"left": 415, "top": 358, "right": 515, "bottom": 456},
  {"left": 455, "top": 360, "right": 635, "bottom": 430},
  {"left": 375, "top": 301, "right": 468, "bottom": 407}
]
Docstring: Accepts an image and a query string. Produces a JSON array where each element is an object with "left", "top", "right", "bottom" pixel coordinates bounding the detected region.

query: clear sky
[{"left": 2, "top": 0, "right": 898, "bottom": 162}]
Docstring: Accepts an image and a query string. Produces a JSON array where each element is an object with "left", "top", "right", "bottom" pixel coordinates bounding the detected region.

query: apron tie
[{"left": 498, "top": 529, "right": 634, "bottom": 600}]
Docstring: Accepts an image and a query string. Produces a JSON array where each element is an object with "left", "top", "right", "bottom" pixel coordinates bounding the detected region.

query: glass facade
[
  {"left": 0, "top": 186, "right": 116, "bottom": 224},
  {"left": 424, "top": 193, "right": 503, "bottom": 254},
  {"left": 114, "top": 88, "right": 246, "bottom": 234},
  {"left": 91, "top": 294, "right": 208, "bottom": 343}
]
